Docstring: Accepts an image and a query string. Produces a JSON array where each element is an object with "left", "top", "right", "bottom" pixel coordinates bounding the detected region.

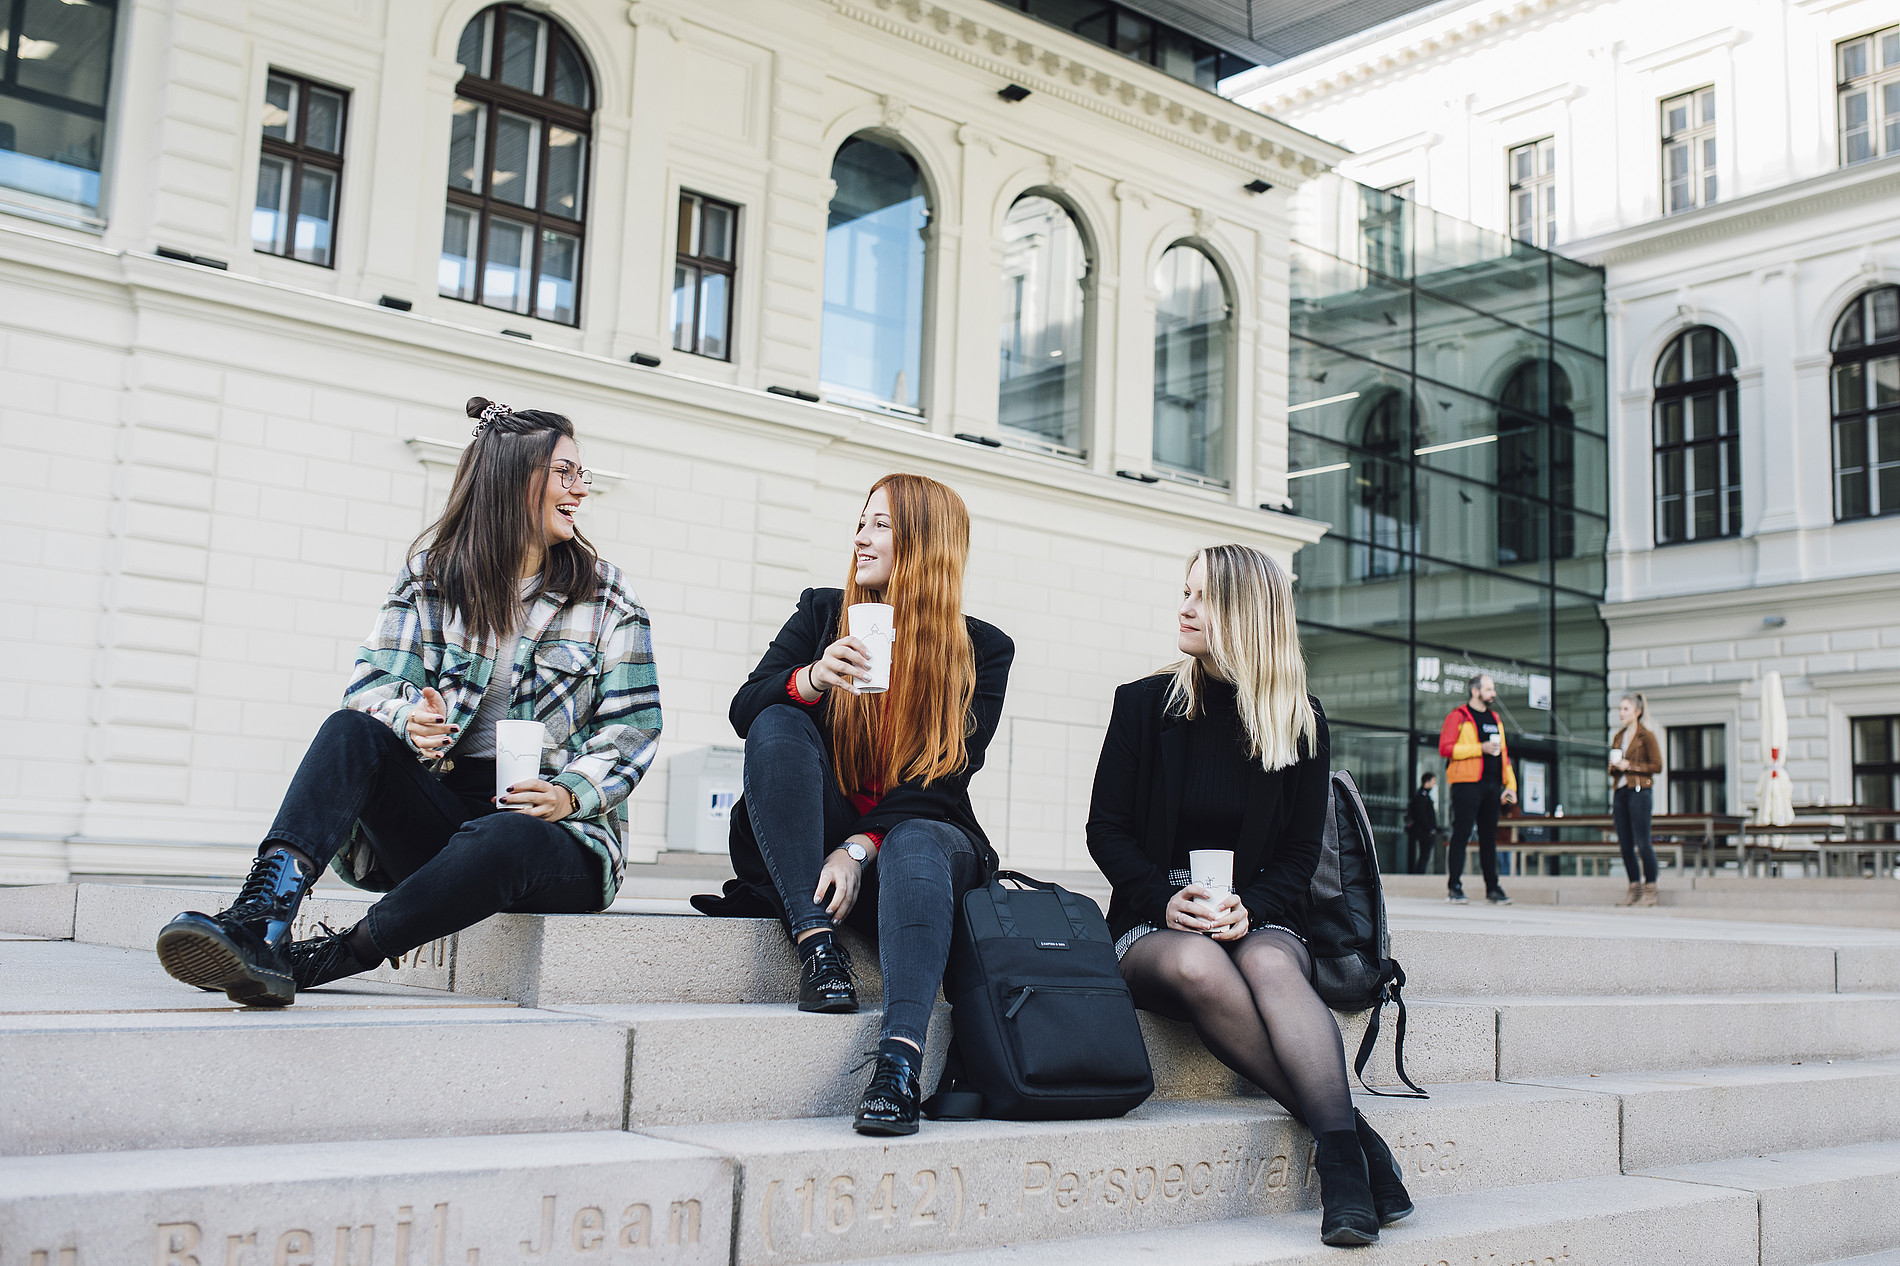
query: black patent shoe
[
  {"left": 853, "top": 1046, "right": 922, "bottom": 1136},
  {"left": 288, "top": 922, "right": 378, "bottom": 991},
  {"left": 1355, "top": 1111, "right": 1415, "bottom": 1226},
  {"left": 1314, "top": 1129, "right": 1380, "bottom": 1247},
  {"left": 155, "top": 850, "right": 311, "bottom": 1007},
  {"left": 797, "top": 937, "right": 859, "bottom": 1013}
]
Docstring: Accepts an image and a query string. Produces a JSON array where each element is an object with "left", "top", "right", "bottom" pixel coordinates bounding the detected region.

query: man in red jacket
[{"left": 1438, "top": 674, "right": 1517, "bottom": 904}]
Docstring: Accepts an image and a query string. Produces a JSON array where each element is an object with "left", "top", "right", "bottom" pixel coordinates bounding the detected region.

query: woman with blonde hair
[
  {"left": 1087, "top": 544, "right": 1409, "bottom": 1247},
  {"left": 1610, "top": 691, "right": 1663, "bottom": 906},
  {"left": 693, "top": 473, "right": 1014, "bottom": 1136}
]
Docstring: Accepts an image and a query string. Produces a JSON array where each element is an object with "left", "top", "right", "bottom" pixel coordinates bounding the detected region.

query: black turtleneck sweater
[{"left": 1173, "top": 677, "right": 1253, "bottom": 870}]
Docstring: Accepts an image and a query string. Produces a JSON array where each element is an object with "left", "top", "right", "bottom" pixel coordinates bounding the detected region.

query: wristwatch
[{"left": 843, "top": 841, "right": 870, "bottom": 865}]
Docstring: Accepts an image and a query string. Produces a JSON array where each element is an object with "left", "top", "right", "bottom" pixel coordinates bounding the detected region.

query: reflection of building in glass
[
  {"left": 998, "top": 194, "right": 1089, "bottom": 455},
  {"left": 1287, "top": 176, "right": 1609, "bottom": 869}
]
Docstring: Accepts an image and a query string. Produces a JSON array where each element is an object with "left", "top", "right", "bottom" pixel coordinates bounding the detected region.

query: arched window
[
  {"left": 998, "top": 194, "right": 1089, "bottom": 455},
  {"left": 1496, "top": 361, "right": 1576, "bottom": 563},
  {"left": 1831, "top": 285, "right": 1900, "bottom": 521},
  {"left": 822, "top": 134, "right": 929, "bottom": 413},
  {"left": 439, "top": 5, "right": 593, "bottom": 326},
  {"left": 1153, "top": 244, "right": 1231, "bottom": 483},
  {"left": 1653, "top": 326, "right": 1739, "bottom": 543},
  {"left": 1353, "top": 392, "right": 1409, "bottom": 578}
]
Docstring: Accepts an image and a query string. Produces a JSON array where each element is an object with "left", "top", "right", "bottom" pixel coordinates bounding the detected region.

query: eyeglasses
[{"left": 549, "top": 461, "right": 593, "bottom": 489}]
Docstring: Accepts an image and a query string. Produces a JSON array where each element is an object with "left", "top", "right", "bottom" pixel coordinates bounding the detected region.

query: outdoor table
[{"left": 1498, "top": 813, "right": 1746, "bottom": 877}]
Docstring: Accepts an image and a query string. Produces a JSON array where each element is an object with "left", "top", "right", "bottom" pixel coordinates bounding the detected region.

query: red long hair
[{"left": 829, "top": 474, "right": 976, "bottom": 793}]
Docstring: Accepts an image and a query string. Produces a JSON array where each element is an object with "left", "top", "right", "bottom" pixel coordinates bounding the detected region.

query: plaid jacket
[{"left": 340, "top": 553, "right": 662, "bottom": 906}]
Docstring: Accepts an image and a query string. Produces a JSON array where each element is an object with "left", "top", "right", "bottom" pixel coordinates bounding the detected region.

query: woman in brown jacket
[{"left": 1611, "top": 692, "right": 1664, "bottom": 906}]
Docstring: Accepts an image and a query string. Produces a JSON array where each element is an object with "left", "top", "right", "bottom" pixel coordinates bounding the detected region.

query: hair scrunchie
[{"left": 472, "top": 400, "right": 515, "bottom": 437}]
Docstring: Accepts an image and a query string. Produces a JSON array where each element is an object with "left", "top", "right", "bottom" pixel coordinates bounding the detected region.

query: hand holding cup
[
  {"left": 1482, "top": 736, "right": 1503, "bottom": 757},
  {"left": 809, "top": 636, "right": 875, "bottom": 693}
]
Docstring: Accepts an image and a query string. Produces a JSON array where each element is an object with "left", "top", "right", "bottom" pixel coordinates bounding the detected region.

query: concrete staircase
[{"left": 4, "top": 881, "right": 1900, "bottom": 1265}]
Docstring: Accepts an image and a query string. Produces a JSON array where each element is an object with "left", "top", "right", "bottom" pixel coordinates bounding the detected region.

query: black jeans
[
  {"left": 263, "top": 709, "right": 603, "bottom": 957},
  {"left": 742, "top": 705, "right": 985, "bottom": 1048},
  {"left": 1447, "top": 780, "right": 1503, "bottom": 894},
  {"left": 1407, "top": 831, "right": 1436, "bottom": 875},
  {"left": 1614, "top": 785, "right": 1657, "bottom": 883}
]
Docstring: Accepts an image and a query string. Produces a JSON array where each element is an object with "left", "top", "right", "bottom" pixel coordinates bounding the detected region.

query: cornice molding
[
  {"left": 1473, "top": 81, "right": 1582, "bottom": 122},
  {"left": 829, "top": 0, "right": 1344, "bottom": 178},
  {"left": 1624, "top": 26, "right": 1743, "bottom": 74}
]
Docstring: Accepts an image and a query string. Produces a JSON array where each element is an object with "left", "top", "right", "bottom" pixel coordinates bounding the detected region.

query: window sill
[{"left": 0, "top": 191, "right": 105, "bottom": 234}]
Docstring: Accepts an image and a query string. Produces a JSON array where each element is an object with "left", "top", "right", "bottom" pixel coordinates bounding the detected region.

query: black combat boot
[
  {"left": 287, "top": 922, "right": 384, "bottom": 991},
  {"left": 155, "top": 849, "right": 313, "bottom": 1007},
  {"left": 853, "top": 1041, "right": 922, "bottom": 1136},
  {"left": 796, "top": 934, "right": 858, "bottom": 1013},
  {"left": 1313, "top": 1129, "right": 1380, "bottom": 1246},
  {"left": 1354, "top": 1110, "right": 1415, "bottom": 1225}
]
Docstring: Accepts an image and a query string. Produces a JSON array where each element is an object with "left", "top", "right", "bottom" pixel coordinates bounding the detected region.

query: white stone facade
[
  {"left": 0, "top": 0, "right": 1349, "bottom": 883},
  {"left": 1233, "top": 0, "right": 1900, "bottom": 814}
]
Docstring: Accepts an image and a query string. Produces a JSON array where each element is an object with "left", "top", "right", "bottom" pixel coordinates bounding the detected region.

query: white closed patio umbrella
[{"left": 1753, "top": 670, "right": 1795, "bottom": 827}]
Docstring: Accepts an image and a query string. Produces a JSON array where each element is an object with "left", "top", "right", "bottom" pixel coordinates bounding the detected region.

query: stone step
[
  {"left": 0, "top": 1132, "right": 732, "bottom": 1265},
  {"left": 837, "top": 1173, "right": 1759, "bottom": 1266},
  {"left": 1638, "top": 1140, "right": 1900, "bottom": 1266},
  {"left": 0, "top": 940, "right": 628, "bottom": 1156},
  {"left": 1516, "top": 1058, "right": 1900, "bottom": 1169},
  {"left": 647, "top": 1081, "right": 1619, "bottom": 1266}
]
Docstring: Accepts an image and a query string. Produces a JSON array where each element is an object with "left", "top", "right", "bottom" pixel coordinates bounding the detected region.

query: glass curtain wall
[{"left": 1287, "top": 178, "right": 1609, "bottom": 872}]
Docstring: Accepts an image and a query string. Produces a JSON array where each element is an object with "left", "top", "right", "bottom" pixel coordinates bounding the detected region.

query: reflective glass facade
[{"left": 1287, "top": 178, "right": 1609, "bottom": 870}]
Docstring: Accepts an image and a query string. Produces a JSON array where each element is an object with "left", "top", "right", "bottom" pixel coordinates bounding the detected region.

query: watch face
[{"left": 846, "top": 842, "right": 867, "bottom": 862}]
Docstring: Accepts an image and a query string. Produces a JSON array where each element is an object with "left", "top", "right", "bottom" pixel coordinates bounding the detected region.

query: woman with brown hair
[
  {"left": 693, "top": 473, "right": 1013, "bottom": 1136},
  {"left": 155, "top": 398, "right": 661, "bottom": 1006},
  {"left": 1611, "top": 691, "right": 1663, "bottom": 906}
]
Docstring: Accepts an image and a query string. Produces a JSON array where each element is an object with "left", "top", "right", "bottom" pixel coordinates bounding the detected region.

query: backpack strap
[
  {"left": 920, "top": 1042, "right": 984, "bottom": 1120},
  {"left": 1351, "top": 961, "right": 1429, "bottom": 1100}
]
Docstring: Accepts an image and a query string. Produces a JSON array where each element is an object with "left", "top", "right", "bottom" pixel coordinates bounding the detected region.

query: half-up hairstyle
[
  {"left": 1621, "top": 692, "right": 1648, "bottom": 723},
  {"left": 1160, "top": 543, "right": 1318, "bottom": 771},
  {"left": 829, "top": 474, "right": 977, "bottom": 794},
  {"left": 407, "top": 396, "right": 600, "bottom": 646}
]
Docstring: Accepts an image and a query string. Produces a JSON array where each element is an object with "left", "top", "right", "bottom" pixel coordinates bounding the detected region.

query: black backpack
[
  {"left": 1306, "top": 769, "right": 1427, "bottom": 1099},
  {"left": 923, "top": 872, "right": 1154, "bottom": 1121}
]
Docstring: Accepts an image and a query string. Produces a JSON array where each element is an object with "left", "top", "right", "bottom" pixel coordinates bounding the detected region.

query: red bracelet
[{"left": 785, "top": 664, "right": 822, "bottom": 706}]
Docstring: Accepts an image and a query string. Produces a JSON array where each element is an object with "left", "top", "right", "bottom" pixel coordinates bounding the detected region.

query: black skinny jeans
[
  {"left": 1614, "top": 785, "right": 1658, "bottom": 883},
  {"left": 263, "top": 709, "right": 603, "bottom": 957},
  {"left": 1447, "top": 780, "right": 1503, "bottom": 893},
  {"left": 742, "top": 705, "right": 984, "bottom": 1049}
]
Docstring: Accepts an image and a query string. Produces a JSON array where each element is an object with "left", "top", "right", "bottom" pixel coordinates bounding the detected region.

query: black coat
[
  {"left": 694, "top": 587, "right": 1014, "bottom": 920},
  {"left": 1406, "top": 788, "right": 1438, "bottom": 840},
  {"left": 1086, "top": 674, "right": 1330, "bottom": 941}
]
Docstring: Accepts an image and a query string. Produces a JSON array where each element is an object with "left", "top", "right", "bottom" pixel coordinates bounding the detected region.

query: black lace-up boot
[
  {"left": 1313, "top": 1129, "right": 1380, "bottom": 1246},
  {"left": 796, "top": 934, "right": 858, "bottom": 1013},
  {"left": 156, "top": 849, "right": 313, "bottom": 1007},
  {"left": 1355, "top": 1110, "right": 1415, "bottom": 1225},
  {"left": 287, "top": 922, "right": 382, "bottom": 992},
  {"left": 853, "top": 1041, "right": 922, "bottom": 1136}
]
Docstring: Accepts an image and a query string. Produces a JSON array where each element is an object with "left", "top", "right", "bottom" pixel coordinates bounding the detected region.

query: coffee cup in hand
[
  {"left": 846, "top": 603, "right": 893, "bottom": 695},
  {"left": 495, "top": 719, "right": 547, "bottom": 808},
  {"left": 1188, "top": 849, "right": 1235, "bottom": 919},
  {"left": 1610, "top": 747, "right": 1623, "bottom": 765}
]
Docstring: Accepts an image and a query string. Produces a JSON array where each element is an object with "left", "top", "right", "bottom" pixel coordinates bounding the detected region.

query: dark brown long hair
[
  {"left": 828, "top": 474, "right": 976, "bottom": 794},
  {"left": 407, "top": 397, "right": 599, "bottom": 646}
]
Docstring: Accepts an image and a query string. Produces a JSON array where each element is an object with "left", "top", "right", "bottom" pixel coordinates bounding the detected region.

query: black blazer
[
  {"left": 1086, "top": 673, "right": 1330, "bottom": 941},
  {"left": 696, "top": 588, "right": 1014, "bottom": 920}
]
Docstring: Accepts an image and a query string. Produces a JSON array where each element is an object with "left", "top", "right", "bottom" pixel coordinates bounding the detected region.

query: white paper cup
[
  {"left": 495, "top": 719, "right": 547, "bottom": 806},
  {"left": 847, "top": 602, "right": 894, "bottom": 695},
  {"left": 1610, "top": 747, "right": 1623, "bottom": 764},
  {"left": 1188, "top": 849, "right": 1235, "bottom": 916}
]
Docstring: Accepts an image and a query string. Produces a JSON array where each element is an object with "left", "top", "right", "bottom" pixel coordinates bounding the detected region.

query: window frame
[
  {"left": 1829, "top": 285, "right": 1900, "bottom": 522},
  {"left": 440, "top": 4, "right": 593, "bottom": 327},
  {"left": 1151, "top": 240, "right": 1235, "bottom": 488},
  {"left": 1667, "top": 723, "right": 1728, "bottom": 814},
  {"left": 1659, "top": 86, "right": 1716, "bottom": 214},
  {"left": 0, "top": 0, "right": 121, "bottom": 216},
  {"left": 819, "top": 131, "right": 934, "bottom": 417},
  {"left": 996, "top": 190, "right": 1093, "bottom": 460},
  {"left": 1852, "top": 714, "right": 1900, "bottom": 813},
  {"left": 1507, "top": 137, "right": 1557, "bottom": 250},
  {"left": 253, "top": 70, "right": 349, "bottom": 269},
  {"left": 1836, "top": 25, "right": 1900, "bottom": 166},
  {"left": 1651, "top": 325, "right": 1741, "bottom": 544},
  {"left": 672, "top": 190, "right": 739, "bottom": 361}
]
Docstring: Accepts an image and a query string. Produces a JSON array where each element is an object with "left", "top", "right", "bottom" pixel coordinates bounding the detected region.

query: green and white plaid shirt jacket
[{"left": 340, "top": 553, "right": 662, "bottom": 907}]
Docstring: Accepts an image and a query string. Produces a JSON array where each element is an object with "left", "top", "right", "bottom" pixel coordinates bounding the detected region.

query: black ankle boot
[
  {"left": 287, "top": 922, "right": 382, "bottom": 991},
  {"left": 853, "top": 1043, "right": 922, "bottom": 1136},
  {"left": 796, "top": 935, "right": 858, "bottom": 1013},
  {"left": 156, "top": 850, "right": 312, "bottom": 1007},
  {"left": 1313, "top": 1129, "right": 1380, "bottom": 1247},
  {"left": 1354, "top": 1111, "right": 1414, "bottom": 1225}
]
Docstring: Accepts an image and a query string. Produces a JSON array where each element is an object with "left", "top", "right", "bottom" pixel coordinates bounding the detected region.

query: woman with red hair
[{"left": 694, "top": 473, "right": 1013, "bottom": 1135}]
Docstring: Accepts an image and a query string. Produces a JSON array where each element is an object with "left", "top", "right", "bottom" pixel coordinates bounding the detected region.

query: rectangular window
[
  {"left": 1667, "top": 724, "right": 1727, "bottom": 814},
  {"left": 1853, "top": 715, "right": 1900, "bottom": 811},
  {"left": 672, "top": 191, "right": 737, "bottom": 360},
  {"left": 1661, "top": 87, "right": 1717, "bottom": 213},
  {"left": 253, "top": 71, "right": 347, "bottom": 267},
  {"left": 1507, "top": 138, "right": 1557, "bottom": 249},
  {"left": 1838, "top": 26, "right": 1900, "bottom": 165},
  {"left": 0, "top": 0, "right": 120, "bottom": 213}
]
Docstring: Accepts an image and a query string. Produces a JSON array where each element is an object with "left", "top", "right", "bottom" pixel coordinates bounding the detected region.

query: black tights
[{"left": 1121, "top": 928, "right": 1353, "bottom": 1134}]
